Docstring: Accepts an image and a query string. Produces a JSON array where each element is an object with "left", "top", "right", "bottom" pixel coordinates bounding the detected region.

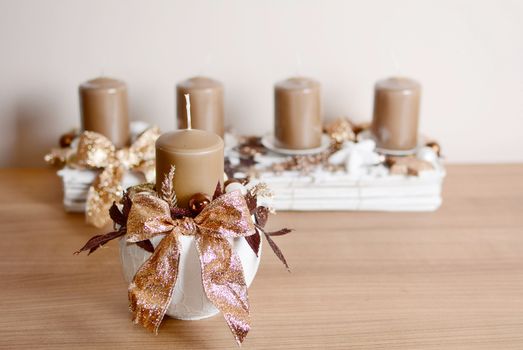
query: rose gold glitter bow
[
  {"left": 126, "top": 190, "right": 256, "bottom": 345},
  {"left": 74, "top": 127, "right": 160, "bottom": 228}
]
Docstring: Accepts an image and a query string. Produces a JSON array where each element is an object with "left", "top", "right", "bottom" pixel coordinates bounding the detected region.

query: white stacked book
[
  {"left": 250, "top": 164, "right": 444, "bottom": 211},
  {"left": 225, "top": 135, "right": 445, "bottom": 212}
]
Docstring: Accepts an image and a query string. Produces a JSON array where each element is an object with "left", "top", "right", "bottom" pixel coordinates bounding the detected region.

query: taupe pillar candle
[
  {"left": 371, "top": 77, "right": 421, "bottom": 153},
  {"left": 274, "top": 77, "right": 322, "bottom": 150},
  {"left": 156, "top": 129, "right": 224, "bottom": 208},
  {"left": 79, "top": 77, "right": 130, "bottom": 148},
  {"left": 176, "top": 77, "right": 224, "bottom": 138}
]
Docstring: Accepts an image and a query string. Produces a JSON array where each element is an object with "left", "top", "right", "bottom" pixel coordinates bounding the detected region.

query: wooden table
[{"left": 1, "top": 165, "right": 523, "bottom": 349}]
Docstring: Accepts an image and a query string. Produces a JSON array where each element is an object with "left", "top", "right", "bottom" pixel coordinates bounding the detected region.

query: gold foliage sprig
[{"left": 161, "top": 165, "right": 177, "bottom": 208}]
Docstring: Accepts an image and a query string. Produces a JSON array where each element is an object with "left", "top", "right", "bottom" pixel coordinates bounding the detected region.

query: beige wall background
[{"left": 1, "top": 0, "right": 522, "bottom": 166}]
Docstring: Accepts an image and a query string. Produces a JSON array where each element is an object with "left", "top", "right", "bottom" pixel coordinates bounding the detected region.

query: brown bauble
[
  {"left": 188, "top": 193, "right": 211, "bottom": 215},
  {"left": 426, "top": 141, "right": 442, "bottom": 157},
  {"left": 59, "top": 132, "right": 76, "bottom": 148}
]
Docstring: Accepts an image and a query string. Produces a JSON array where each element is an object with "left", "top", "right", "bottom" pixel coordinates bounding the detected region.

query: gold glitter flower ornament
[
  {"left": 324, "top": 117, "right": 356, "bottom": 146},
  {"left": 46, "top": 127, "right": 160, "bottom": 227}
]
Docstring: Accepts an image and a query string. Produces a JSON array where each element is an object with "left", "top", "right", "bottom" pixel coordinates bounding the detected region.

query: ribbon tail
[
  {"left": 128, "top": 232, "right": 180, "bottom": 334},
  {"left": 195, "top": 235, "right": 250, "bottom": 345},
  {"left": 86, "top": 165, "right": 124, "bottom": 228}
]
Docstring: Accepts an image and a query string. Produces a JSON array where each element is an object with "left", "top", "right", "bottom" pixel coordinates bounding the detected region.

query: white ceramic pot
[{"left": 119, "top": 233, "right": 261, "bottom": 320}]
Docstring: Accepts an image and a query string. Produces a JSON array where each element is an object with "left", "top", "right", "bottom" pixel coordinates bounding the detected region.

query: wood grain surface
[{"left": 1, "top": 165, "right": 522, "bottom": 349}]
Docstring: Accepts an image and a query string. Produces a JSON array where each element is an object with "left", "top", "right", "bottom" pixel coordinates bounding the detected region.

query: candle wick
[
  {"left": 388, "top": 48, "right": 401, "bottom": 76},
  {"left": 184, "top": 93, "right": 192, "bottom": 129},
  {"left": 295, "top": 52, "right": 302, "bottom": 76}
]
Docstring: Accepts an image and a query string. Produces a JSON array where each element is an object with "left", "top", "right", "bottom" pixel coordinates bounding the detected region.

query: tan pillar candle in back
[
  {"left": 156, "top": 129, "right": 224, "bottom": 208},
  {"left": 274, "top": 77, "right": 322, "bottom": 150},
  {"left": 371, "top": 77, "right": 421, "bottom": 153},
  {"left": 176, "top": 77, "right": 224, "bottom": 138},
  {"left": 79, "top": 77, "right": 130, "bottom": 148}
]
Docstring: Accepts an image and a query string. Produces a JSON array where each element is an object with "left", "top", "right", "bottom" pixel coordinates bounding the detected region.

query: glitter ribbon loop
[
  {"left": 74, "top": 127, "right": 160, "bottom": 228},
  {"left": 126, "top": 192, "right": 175, "bottom": 242},
  {"left": 126, "top": 191, "right": 256, "bottom": 344}
]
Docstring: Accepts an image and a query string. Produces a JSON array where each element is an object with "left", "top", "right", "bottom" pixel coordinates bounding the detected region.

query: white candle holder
[{"left": 119, "top": 233, "right": 261, "bottom": 320}]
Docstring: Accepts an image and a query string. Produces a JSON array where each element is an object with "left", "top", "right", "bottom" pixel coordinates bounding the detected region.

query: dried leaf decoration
[
  {"left": 161, "top": 165, "right": 177, "bottom": 208},
  {"left": 212, "top": 181, "right": 223, "bottom": 200},
  {"left": 258, "top": 226, "right": 291, "bottom": 271},
  {"left": 109, "top": 201, "right": 126, "bottom": 227},
  {"left": 245, "top": 206, "right": 267, "bottom": 256},
  {"left": 245, "top": 231, "right": 261, "bottom": 257},
  {"left": 266, "top": 228, "right": 292, "bottom": 237},
  {"left": 254, "top": 206, "right": 269, "bottom": 227},
  {"left": 244, "top": 192, "right": 258, "bottom": 215},
  {"left": 136, "top": 239, "right": 155, "bottom": 253},
  {"left": 74, "top": 229, "right": 127, "bottom": 255},
  {"left": 76, "top": 197, "right": 156, "bottom": 256}
]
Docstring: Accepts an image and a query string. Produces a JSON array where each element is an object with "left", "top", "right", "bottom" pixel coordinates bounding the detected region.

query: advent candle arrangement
[
  {"left": 176, "top": 76, "right": 224, "bottom": 138},
  {"left": 79, "top": 77, "right": 130, "bottom": 148},
  {"left": 75, "top": 94, "right": 290, "bottom": 347},
  {"left": 157, "top": 95, "right": 224, "bottom": 208},
  {"left": 274, "top": 77, "right": 322, "bottom": 150},
  {"left": 370, "top": 77, "right": 421, "bottom": 154}
]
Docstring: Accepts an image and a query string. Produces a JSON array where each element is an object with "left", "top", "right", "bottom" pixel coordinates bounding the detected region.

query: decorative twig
[{"left": 161, "top": 165, "right": 177, "bottom": 208}]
